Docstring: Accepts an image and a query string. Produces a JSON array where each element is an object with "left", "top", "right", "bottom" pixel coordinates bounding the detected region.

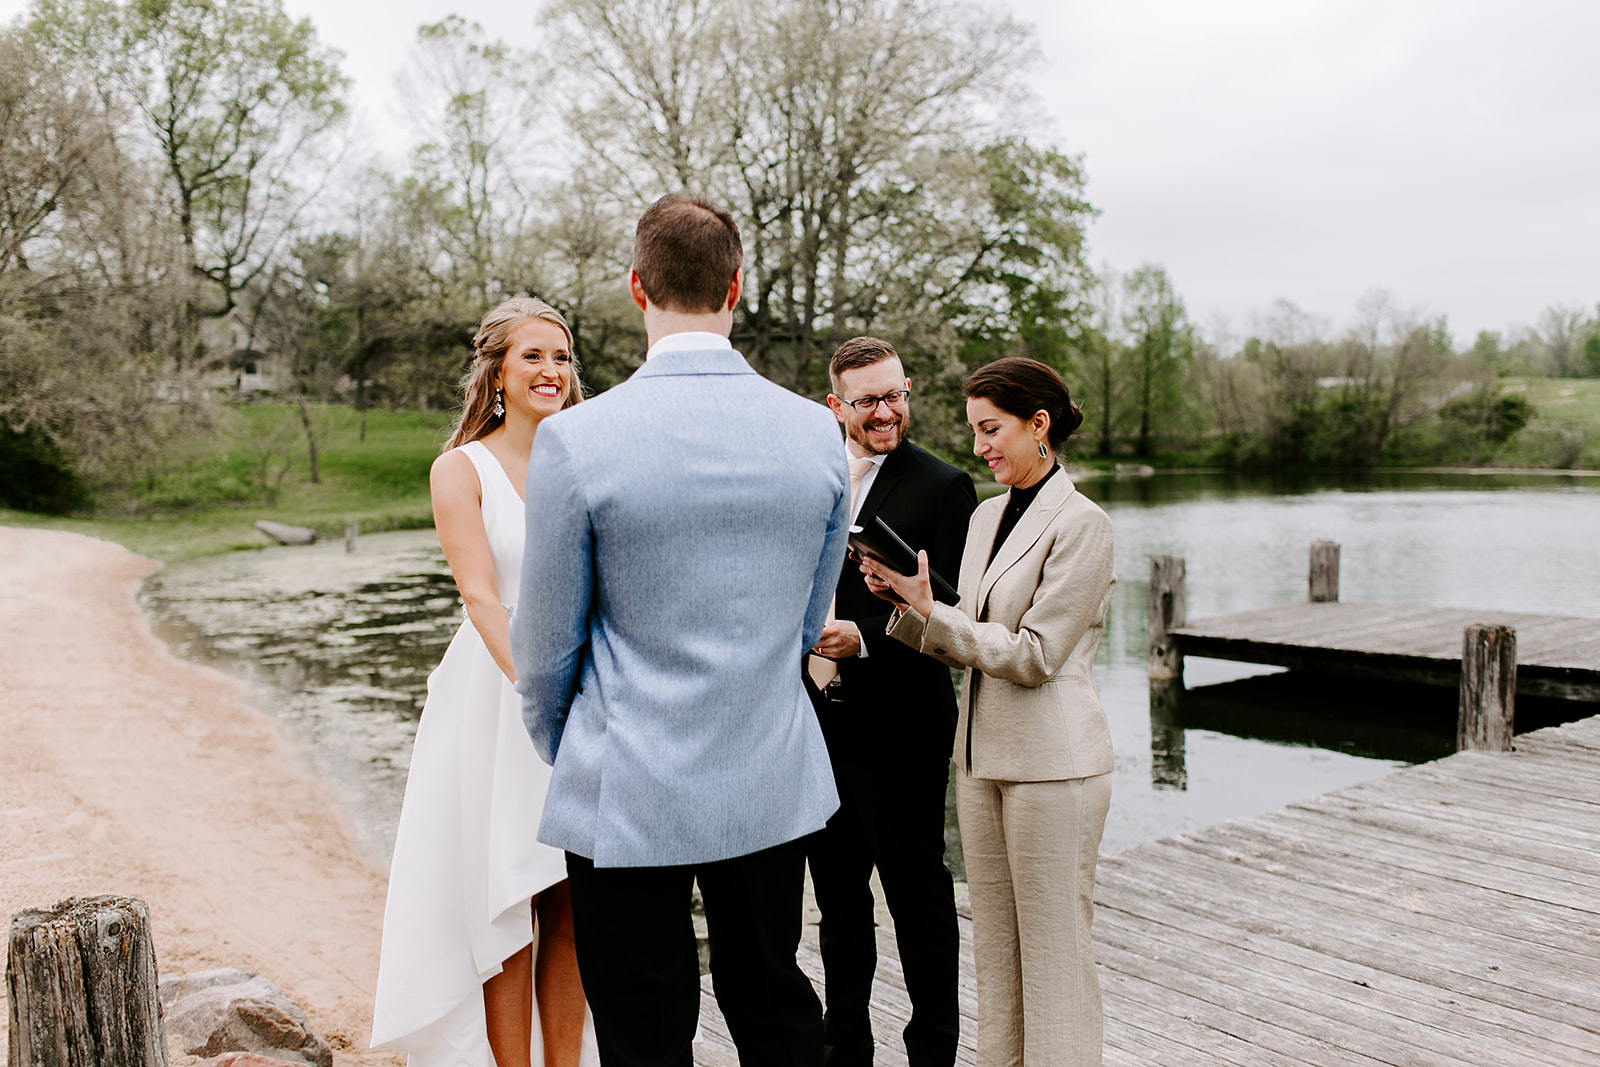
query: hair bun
[{"left": 1063, "top": 400, "right": 1085, "bottom": 437}]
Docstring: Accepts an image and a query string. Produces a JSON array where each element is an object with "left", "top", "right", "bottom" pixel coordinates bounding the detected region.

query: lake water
[{"left": 140, "top": 471, "right": 1600, "bottom": 871}]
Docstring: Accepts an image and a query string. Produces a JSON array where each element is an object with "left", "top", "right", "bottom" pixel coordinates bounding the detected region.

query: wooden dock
[
  {"left": 1168, "top": 602, "right": 1600, "bottom": 702},
  {"left": 693, "top": 713, "right": 1600, "bottom": 1065}
]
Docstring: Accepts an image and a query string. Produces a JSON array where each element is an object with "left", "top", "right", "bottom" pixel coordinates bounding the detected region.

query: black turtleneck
[{"left": 987, "top": 464, "right": 1060, "bottom": 565}]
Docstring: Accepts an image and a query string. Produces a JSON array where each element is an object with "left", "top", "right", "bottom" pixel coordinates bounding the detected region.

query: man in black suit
[{"left": 806, "top": 337, "right": 977, "bottom": 1067}]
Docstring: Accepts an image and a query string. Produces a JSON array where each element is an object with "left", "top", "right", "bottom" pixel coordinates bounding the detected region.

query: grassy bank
[
  {"left": 1491, "top": 377, "right": 1600, "bottom": 469},
  {"left": 1, "top": 405, "right": 453, "bottom": 562}
]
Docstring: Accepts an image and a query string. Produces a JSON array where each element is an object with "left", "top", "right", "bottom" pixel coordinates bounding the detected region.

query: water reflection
[
  {"left": 1147, "top": 679, "right": 1186, "bottom": 791},
  {"left": 1167, "top": 675, "right": 1458, "bottom": 766}
]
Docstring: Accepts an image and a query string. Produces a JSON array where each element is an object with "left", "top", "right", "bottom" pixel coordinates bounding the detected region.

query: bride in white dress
[{"left": 373, "top": 298, "right": 597, "bottom": 1067}]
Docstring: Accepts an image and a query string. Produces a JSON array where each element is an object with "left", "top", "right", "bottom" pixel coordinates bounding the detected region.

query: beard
[{"left": 847, "top": 409, "right": 909, "bottom": 455}]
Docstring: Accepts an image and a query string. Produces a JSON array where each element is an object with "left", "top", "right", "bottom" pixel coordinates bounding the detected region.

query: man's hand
[{"left": 812, "top": 619, "right": 862, "bottom": 660}]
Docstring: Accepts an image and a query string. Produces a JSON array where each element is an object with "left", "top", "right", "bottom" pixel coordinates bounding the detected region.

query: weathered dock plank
[
  {"left": 1168, "top": 602, "right": 1600, "bottom": 700},
  {"left": 695, "top": 715, "right": 1600, "bottom": 1066},
  {"left": 1097, "top": 874, "right": 1600, "bottom": 1057}
]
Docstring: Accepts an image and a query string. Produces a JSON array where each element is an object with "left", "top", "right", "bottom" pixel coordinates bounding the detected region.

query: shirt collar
[
  {"left": 645, "top": 331, "right": 734, "bottom": 359},
  {"left": 844, "top": 442, "right": 889, "bottom": 468}
]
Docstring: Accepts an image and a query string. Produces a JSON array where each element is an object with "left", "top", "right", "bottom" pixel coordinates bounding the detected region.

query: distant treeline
[
  {"left": 1, "top": 0, "right": 1596, "bottom": 515},
  {"left": 1087, "top": 288, "right": 1600, "bottom": 473}
]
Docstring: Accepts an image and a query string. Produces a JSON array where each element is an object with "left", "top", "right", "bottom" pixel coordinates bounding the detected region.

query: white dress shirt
[
  {"left": 645, "top": 331, "right": 733, "bottom": 359},
  {"left": 848, "top": 448, "right": 887, "bottom": 524},
  {"left": 842, "top": 446, "right": 888, "bottom": 657}
]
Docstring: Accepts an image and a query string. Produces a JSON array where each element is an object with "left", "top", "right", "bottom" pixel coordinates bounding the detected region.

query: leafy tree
[
  {"left": 1470, "top": 329, "right": 1504, "bottom": 368},
  {"left": 1435, "top": 385, "right": 1534, "bottom": 463},
  {"left": 1120, "top": 264, "right": 1194, "bottom": 457},
  {"left": 31, "top": 0, "right": 349, "bottom": 366}
]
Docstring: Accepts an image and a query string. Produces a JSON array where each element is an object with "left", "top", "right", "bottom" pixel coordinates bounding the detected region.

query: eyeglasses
[{"left": 834, "top": 388, "right": 911, "bottom": 414}]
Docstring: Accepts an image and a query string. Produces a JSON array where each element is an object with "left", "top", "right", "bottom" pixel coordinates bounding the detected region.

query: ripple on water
[{"left": 141, "top": 530, "right": 459, "bottom": 864}]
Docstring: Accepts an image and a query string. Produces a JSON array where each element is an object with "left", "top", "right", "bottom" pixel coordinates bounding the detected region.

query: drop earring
[
  {"left": 1037, "top": 440, "right": 1049, "bottom": 459},
  {"left": 493, "top": 387, "right": 505, "bottom": 419}
]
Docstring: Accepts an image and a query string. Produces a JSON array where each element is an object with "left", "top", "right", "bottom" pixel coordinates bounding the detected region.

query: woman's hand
[{"left": 860, "top": 551, "right": 937, "bottom": 620}]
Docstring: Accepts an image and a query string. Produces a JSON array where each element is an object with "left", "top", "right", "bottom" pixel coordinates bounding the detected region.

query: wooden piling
[
  {"left": 1148, "top": 556, "right": 1186, "bottom": 681},
  {"left": 7, "top": 895, "right": 167, "bottom": 1067},
  {"left": 344, "top": 521, "right": 358, "bottom": 555},
  {"left": 1458, "top": 624, "right": 1516, "bottom": 751},
  {"left": 1308, "top": 540, "right": 1340, "bottom": 603}
]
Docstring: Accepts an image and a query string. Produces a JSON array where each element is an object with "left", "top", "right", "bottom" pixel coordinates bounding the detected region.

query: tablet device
[{"left": 847, "top": 515, "right": 960, "bottom": 606}]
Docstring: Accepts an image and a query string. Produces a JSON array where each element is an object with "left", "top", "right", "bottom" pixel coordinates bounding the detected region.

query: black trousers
[
  {"left": 807, "top": 754, "right": 959, "bottom": 1067},
  {"left": 566, "top": 838, "right": 824, "bottom": 1067}
]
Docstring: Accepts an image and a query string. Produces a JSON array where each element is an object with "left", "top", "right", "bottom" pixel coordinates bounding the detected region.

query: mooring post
[
  {"left": 1458, "top": 624, "right": 1516, "bottom": 751},
  {"left": 344, "top": 521, "right": 358, "bottom": 555},
  {"left": 1309, "top": 540, "right": 1340, "bottom": 603},
  {"left": 7, "top": 895, "right": 168, "bottom": 1067},
  {"left": 1148, "top": 555, "right": 1186, "bottom": 681}
]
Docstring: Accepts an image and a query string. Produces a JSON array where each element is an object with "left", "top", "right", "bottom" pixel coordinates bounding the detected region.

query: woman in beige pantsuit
[{"left": 861, "top": 357, "right": 1115, "bottom": 1067}]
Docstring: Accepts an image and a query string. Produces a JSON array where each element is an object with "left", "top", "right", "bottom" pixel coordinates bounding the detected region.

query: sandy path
[{"left": 0, "top": 528, "right": 404, "bottom": 1066}]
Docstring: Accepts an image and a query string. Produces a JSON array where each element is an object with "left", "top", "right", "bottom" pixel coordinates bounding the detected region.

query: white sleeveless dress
[{"left": 372, "top": 439, "right": 597, "bottom": 1066}]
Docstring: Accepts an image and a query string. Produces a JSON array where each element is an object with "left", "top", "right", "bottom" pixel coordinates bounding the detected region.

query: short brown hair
[
  {"left": 829, "top": 336, "right": 901, "bottom": 393},
  {"left": 632, "top": 193, "right": 742, "bottom": 314},
  {"left": 963, "top": 357, "right": 1084, "bottom": 447}
]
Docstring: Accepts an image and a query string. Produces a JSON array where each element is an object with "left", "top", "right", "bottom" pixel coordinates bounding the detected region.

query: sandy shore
[{"left": 0, "top": 528, "right": 404, "bottom": 1066}]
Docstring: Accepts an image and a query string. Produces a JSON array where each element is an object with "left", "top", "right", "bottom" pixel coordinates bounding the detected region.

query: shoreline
[
  {"left": 9, "top": 462, "right": 1596, "bottom": 566},
  {"left": 0, "top": 527, "right": 403, "bottom": 1066}
]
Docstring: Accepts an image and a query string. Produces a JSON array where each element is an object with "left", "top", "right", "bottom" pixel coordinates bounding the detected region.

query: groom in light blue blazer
[{"left": 512, "top": 193, "right": 849, "bottom": 1067}]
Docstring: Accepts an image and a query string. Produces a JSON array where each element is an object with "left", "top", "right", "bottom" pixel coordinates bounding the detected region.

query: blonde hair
[{"left": 444, "top": 297, "right": 584, "bottom": 452}]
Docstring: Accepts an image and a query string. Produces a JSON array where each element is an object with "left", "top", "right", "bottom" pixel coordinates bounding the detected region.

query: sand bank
[{"left": 0, "top": 527, "right": 403, "bottom": 1066}]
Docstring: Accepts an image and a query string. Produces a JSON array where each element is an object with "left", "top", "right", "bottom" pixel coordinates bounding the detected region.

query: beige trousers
[{"left": 956, "top": 772, "right": 1112, "bottom": 1067}]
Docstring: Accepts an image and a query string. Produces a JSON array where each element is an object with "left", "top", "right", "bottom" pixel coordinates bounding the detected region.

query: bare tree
[
  {"left": 544, "top": 0, "right": 1083, "bottom": 405},
  {"left": 0, "top": 25, "right": 112, "bottom": 275},
  {"left": 1535, "top": 304, "right": 1590, "bottom": 377},
  {"left": 399, "top": 16, "right": 544, "bottom": 305}
]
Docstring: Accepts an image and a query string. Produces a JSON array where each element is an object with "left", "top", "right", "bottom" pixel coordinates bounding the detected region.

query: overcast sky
[{"left": 5, "top": 0, "right": 1595, "bottom": 346}]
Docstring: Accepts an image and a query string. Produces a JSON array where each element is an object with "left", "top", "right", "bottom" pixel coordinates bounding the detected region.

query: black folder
[{"left": 847, "top": 515, "right": 960, "bottom": 606}]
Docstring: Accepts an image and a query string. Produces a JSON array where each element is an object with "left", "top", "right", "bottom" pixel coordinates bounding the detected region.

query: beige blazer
[{"left": 888, "top": 471, "right": 1115, "bottom": 781}]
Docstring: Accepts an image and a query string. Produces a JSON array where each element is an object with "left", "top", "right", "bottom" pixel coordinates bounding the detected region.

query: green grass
[
  {"left": 1502, "top": 377, "right": 1600, "bottom": 426},
  {"left": 1, "top": 405, "right": 454, "bottom": 562},
  {"left": 1491, "top": 377, "right": 1600, "bottom": 470}
]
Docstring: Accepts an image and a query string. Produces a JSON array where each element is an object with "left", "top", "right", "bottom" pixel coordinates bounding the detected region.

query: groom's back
[
  {"left": 523, "top": 348, "right": 848, "bottom": 868},
  {"left": 581, "top": 357, "right": 840, "bottom": 684}
]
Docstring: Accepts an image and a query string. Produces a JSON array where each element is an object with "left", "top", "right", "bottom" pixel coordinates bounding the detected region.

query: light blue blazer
[{"left": 511, "top": 348, "right": 849, "bottom": 867}]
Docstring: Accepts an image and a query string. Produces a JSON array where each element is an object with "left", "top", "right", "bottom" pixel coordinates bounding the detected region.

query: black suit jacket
[{"left": 822, "top": 441, "right": 977, "bottom": 768}]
